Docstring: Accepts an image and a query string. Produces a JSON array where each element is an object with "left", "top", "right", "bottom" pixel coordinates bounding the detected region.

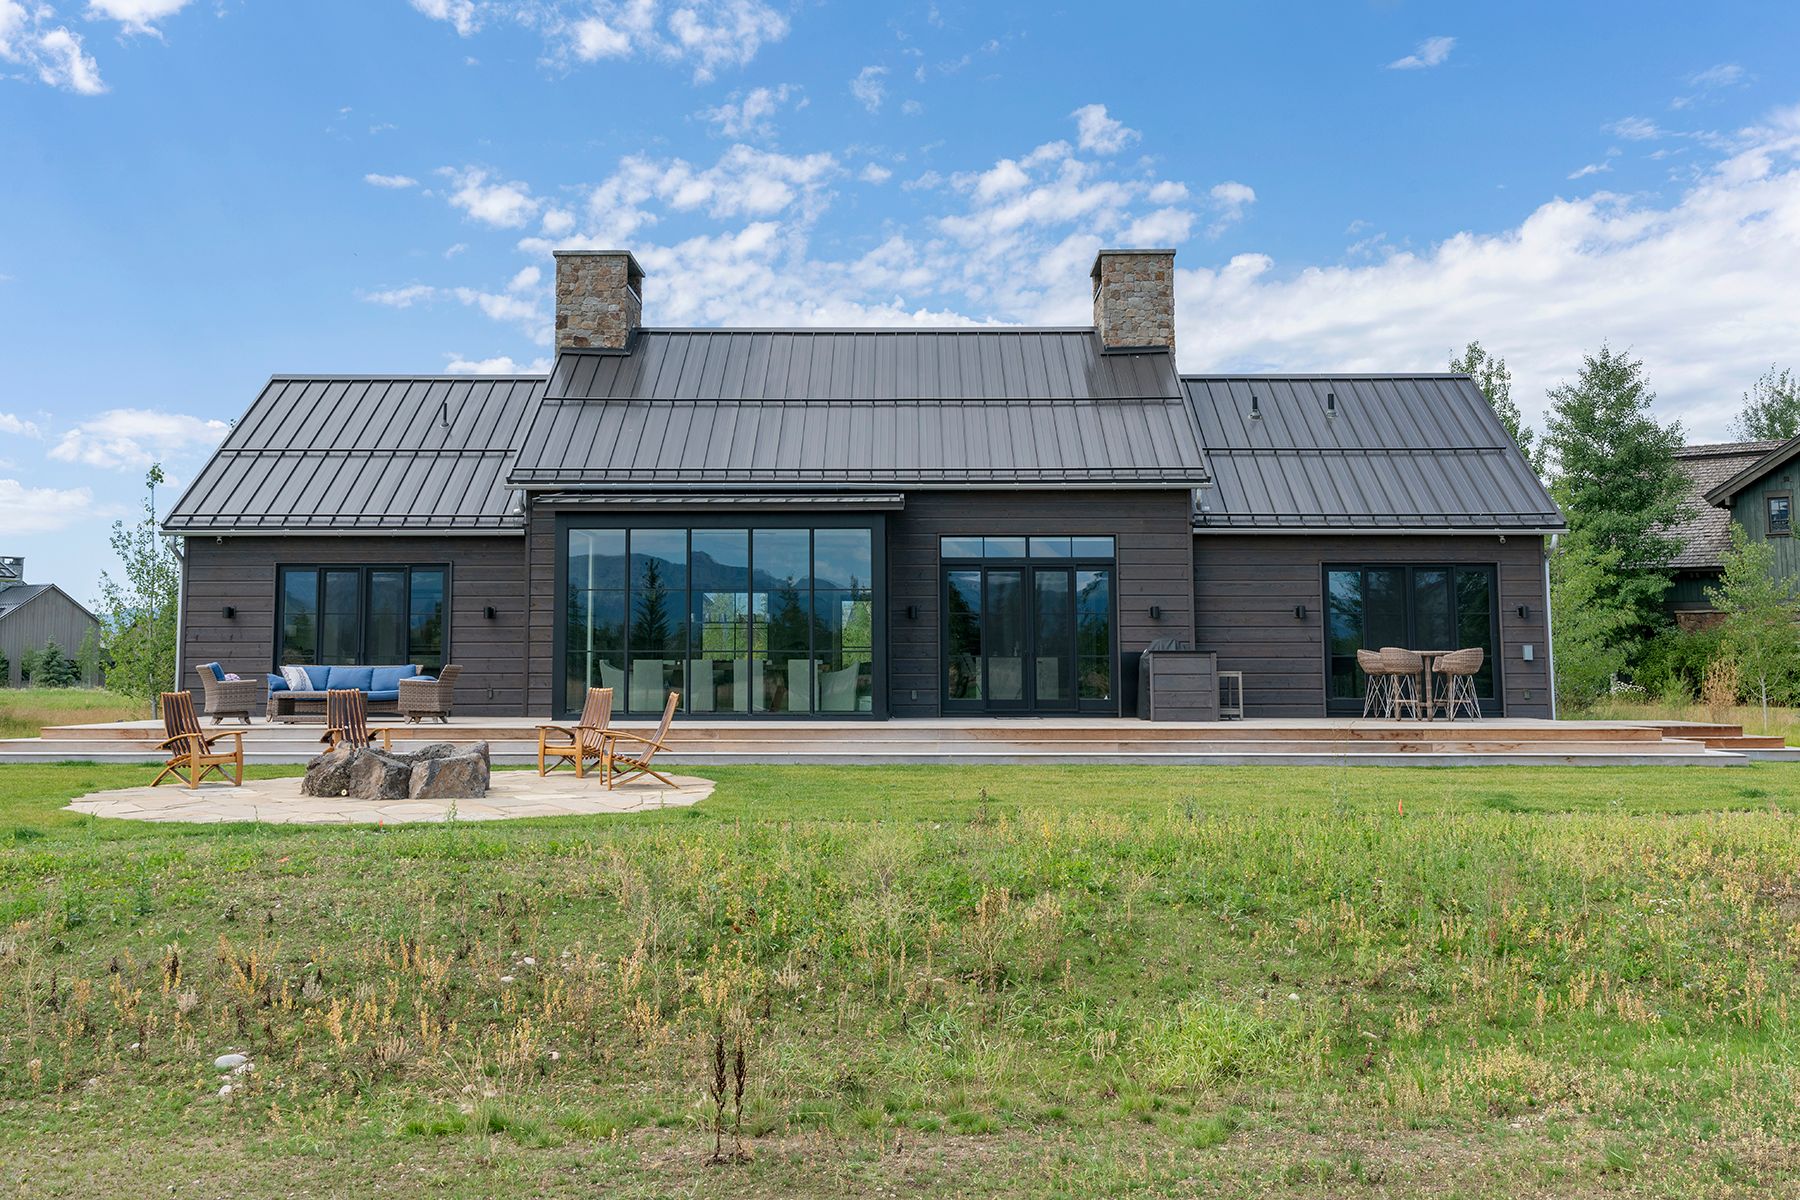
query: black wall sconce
[
  {"left": 1148, "top": 604, "right": 1162, "bottom": 619},
  {"left": 905, "top": 604, "right": 920, "bottom": 620},
  {"left": 1293, "top": 604, "right": 1307, "bottom": 620},
  {"left": 483, "top": 606, "right": 497, "bottom": 620},
  {"left": 221, "top": 605, "right": 235, "bottom": 619},
  {"left": 1516, "top": 604, "right": 1531, "bottom": 620}
]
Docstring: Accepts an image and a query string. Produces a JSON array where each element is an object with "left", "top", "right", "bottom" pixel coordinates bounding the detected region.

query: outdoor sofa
[{"left": 266, "top": 664, "right": 423, "bottom": 723}]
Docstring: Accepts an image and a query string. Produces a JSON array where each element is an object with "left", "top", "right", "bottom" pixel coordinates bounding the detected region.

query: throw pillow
[
  {"left": 281, "top": 665, "right": 312, "bottom": 691},
  {"left": 224, "top": 673, "right": 241, "bottom": 681}
]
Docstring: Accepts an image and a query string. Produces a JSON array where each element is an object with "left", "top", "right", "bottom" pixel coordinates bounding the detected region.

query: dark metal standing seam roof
[
  {"left": 163, "top": 376, "right": 544, "bottom": 533},
  {"left": 508, "top": 330, "right": 1212, "bottom": 489},
  {"left": 1184, "top": 375, "right": 1564, "bottom": 530}
]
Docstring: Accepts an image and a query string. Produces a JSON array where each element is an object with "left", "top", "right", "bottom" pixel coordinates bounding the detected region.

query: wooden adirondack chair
[
  {"left": 152, "top": 691, "right": 245, "bottom": 789},
  {"left": 600, "top": 690, "right": 680, "bottom": 790},
  {"left": 321, "top": 689, "right": 398, "bottom": 752},
  {"left": 537, "top": 687, "right": 613, "bottom": 777}
]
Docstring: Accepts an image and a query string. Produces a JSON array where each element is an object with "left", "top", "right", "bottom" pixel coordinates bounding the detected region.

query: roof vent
[
  {"left": 1248, "top": 395, "right": 1261, "bottom": 421},
  {"left": 1325, "top": 391, "right": 1337, "bottom": 418}
]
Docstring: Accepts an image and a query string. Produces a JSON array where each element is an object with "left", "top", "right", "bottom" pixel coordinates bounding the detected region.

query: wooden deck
[{"left": 1, "top": 716, "right": 1789, "bottom": 767}]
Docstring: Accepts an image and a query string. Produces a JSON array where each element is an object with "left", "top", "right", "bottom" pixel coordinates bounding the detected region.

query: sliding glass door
[
  {"left": 276, "top": 564, "right": 449, "bottom": 671},
  {"left": 1325, "top": 564, "right": 1499, "bottom": 714}
]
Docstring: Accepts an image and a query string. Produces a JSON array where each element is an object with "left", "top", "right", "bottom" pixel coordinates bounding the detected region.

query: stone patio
[{"left": 65, "top": 770, "right": 714, "bottom": 825}]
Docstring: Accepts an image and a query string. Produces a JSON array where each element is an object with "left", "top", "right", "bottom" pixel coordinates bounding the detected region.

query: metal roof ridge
[{"left": 559, "top": 326, "right": 1122, "bottom": 338}]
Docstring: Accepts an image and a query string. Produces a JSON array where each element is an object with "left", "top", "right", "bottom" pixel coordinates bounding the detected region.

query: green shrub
[
  {"left": 1630, "top": 624, "right": 1722, "bottom": 699},
  {"left": 31, "top": 640, "right": 78, "bottom": 689},
  {"left": 0, "top": 646, "right": 9, "bottom": 687}
]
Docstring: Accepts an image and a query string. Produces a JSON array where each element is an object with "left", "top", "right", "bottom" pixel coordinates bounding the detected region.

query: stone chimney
[
  {"left": 554, "top": 250, "right": 645, "bottom": 350},
  {"left": 1090, "top": 249, "right": 1176, "bottom": 355}
]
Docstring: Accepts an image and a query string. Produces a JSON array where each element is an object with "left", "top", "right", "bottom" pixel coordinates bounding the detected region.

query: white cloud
[
  {"left": 409, "top": 0, "right": 788, "bottom": 82},
  {"left": 899, "top": 98, "right": 922, "bottom": 117},
  {"left": 0, "top": 479, "right": 95, "bottom": 534},
  {"left": 364, "top": 172, "right": 419, "bottom": 189},
  {"left": 442, "top": 166, "right": 540, "bottom": 228},
  {"left": 539, "top": 208, "right": 576, "bottom": 236},
  {"left": 1173, "top": 104, "right": 1800, "bottom": 439},
  {"left": 859, "top": 163, "right": 892, "bottom": 185},
  {"left": 3, "top": 8, "right": 107, "bottom": 96},
  {"left": 84, "top": 0, "right": 192, "bottom": 36},
  {"left": 444, "top": 242, "right": 468, "bottom": 258},
  {"left": 507, "top": 265, "right": 541, "bottom": 292},
  {"left": 1071, "top": 104, "right": 1138, "bottom": 154},
  {"left": 1147, "top": 180, "right": 1189, "bottom": 205},
  {"left": 1567, "top": 162, "right": 1611, "bottom": 180},
  {"left": 362, "top": 283, "right": 437, "bottom": 308},
  {"left": 1606, "top": 116, "right": 1663, "bottom": 141},
  {"left": 49, "top": 409, "right": 228, "bottom": 470},
  {"left": 0, "top": 412, "right": 42, "bottom": 438},
  {"left": 1386, "top": 35, "right": 1455, "bottom": 70},
  {"left": 700, "top": 83, "right": 798, "bottom": 139},
  {"left": 445, "top": 354, "right": 551, "bottom": 375},
  {"left": 1687, "top": 63, "right": 1745, "bottom": 90},
  {"left": 850, "top": 65, "right": 886, "bottom": 113}
]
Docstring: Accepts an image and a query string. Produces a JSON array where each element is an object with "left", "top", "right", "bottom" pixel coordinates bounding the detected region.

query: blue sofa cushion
[
  {"left": 332, "top": 666, "right": 375, "bottom": 693},
  {"left": 299, "top": 665, "right": 333, "bottom": 691},
  {"left": 267, "top": 673, "right": 289, "bottom": 692},
  {"left": 204, "top": 661, "right": 226, "bottom": 681},
  {"left": 367, "top": 689, "right": 401, "bottom": 702},
  {"left": 371, "top": 665, "right": 419, "bottom": 692}
]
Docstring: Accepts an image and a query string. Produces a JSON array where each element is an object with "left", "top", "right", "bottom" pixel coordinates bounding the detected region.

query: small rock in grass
[
  {"left": 500, "top": 975, "right": 515, "bottom": 984},
  {"left": 213, "top": 1053, "right": 248, "bottom": 1071},
  {"left": 218, "top": 1083, "right": 233, "bottom": 1098}
]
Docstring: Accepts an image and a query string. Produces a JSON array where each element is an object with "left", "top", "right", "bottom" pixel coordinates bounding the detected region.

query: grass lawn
[
  {"left": 0, "top": 688, "right": 146, "bottom": 739},
  {"left": 2, "top": 761, "right": 1798, "bottom": 1197}
]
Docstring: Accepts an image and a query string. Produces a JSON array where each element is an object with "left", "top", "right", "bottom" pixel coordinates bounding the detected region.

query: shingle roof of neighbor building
[
  {"left": 1184, "top": 375, "right": 1564, "bottom": 530},
  {"left": 164, "top": 376, "right": 543, "bottom": 532},
  {"left": 509, "top": 330, "right": 1212, "bottom": 489},
  {"left": 1666, "top": 440, "right": 1785, "bottom": 570}
]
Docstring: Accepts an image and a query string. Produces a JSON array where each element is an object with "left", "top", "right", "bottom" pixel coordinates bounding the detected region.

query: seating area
[
  {"left": 537, "top": 687, "right": 681, "bottom": 789},
  {"left": 266, "top": 664, "right": 424, "bottom": 722},
  {"left": 1358, "top": 646, "right": 1487, "bottom": 721},
  {"left": 188, "top": 663, "right": 465, "bottom": 725}
]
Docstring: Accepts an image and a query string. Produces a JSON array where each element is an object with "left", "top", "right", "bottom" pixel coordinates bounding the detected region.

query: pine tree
[
  {"left": 33, "top": 639, "right": 78, "bottom": 688},
  {"left": 0, "top": 646, "right": 10, "bottom": 687},
  {"left": 1706, "top": 525, "right": 1800, "bottom": 731},
  {"left": 1729, "top": 365, "right": 1800, "bottom": 442},
  {"left": 1451, "top": 341, "right": 1544, "bottom": 474},
  {"left": 1543, "top": 346, "right": 1689, "bottom": 638}
]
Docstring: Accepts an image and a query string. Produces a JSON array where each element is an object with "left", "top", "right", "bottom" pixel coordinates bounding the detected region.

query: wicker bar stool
[
  {"left": 1378, "top": 647, "right": 1427, "bottom": 720},
  {"left": 1355, "top": 648, "right": 1395, "bottom": 718},
  {"left": 1433, "top": 647, "right": 1484, "bottom": 721}
]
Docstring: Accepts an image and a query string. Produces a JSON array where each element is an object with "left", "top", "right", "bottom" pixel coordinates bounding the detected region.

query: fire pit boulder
[{"left": 303, "top": 742, "right": 491, "bottom": 801}]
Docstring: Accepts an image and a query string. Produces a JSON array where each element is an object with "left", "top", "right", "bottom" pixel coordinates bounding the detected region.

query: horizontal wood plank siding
[
  {"left": 888, "top": 490, "right": 1196, "bottom": 716},
  {"left": 179, "top": 535, "right": 529, "bottom": 716},
  {"left": 1193, "top": 533, "right": 1552, "bottom": 718}
]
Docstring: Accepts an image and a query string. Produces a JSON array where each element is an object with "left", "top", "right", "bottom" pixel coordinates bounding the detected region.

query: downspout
[
  {"left": 172, "top": 536, "right": 187, "bottom": 697},
  {"left": 1543, "top": 532, "right": 1559, "bottom": 720}
]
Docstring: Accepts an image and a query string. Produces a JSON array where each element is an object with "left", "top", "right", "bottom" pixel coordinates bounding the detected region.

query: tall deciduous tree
[
  {"left": 1729, "top": 365, "right": 1800, "bottom": 442},
  {"left": 1706, "top": 525, "right": 1800, "bottom": 731},
  {"left": 1548, "top": 532, "right": 1636, "bottom": 711},
  {"left": 1450, "top": 341, "right": 1544, "bottom": 474},
  {"left": 1543, "top": 346, "right": 1689, "bottom": 635},
  {"left": 97, "top": 465, "right": 182, "bottom": 711}
]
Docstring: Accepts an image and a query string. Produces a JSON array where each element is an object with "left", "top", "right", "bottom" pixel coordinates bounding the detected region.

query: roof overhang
[
  {"left": 533, "top": 491, "right": 906, "bottom": 511},
  {"left": 1702, "top": 432, "right": 1800, "bottom": 506}
]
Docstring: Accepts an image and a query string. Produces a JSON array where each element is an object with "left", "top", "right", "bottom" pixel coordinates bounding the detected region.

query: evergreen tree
[
  {"left": 631, "top": 557, "right": 673, "bottom": 649},
  {"left": 1548, "top": 532, "right": 1636, "bottom": 711},
  {"left": 1706, "top": 525, "right": 1800, "bottom": 731},
  {"left": 1543, "top": 346, "right": 1689, "bottom": 637},
  {"left": 0, "top": 646, "right": 10, "bottom": 687},
  {"left": 33, "top": 639, "right": 78, "bottom": 688},
  {"left": 96, "top": 465, "right": 181, "bottom": 710},
  {"left": 1451, "top": 341, "right": 1544, "bottom": 474},
  {"left": 18, "top": 647, "right": 41, "bottom": 686},
  {"left": 1729, "top": 365, "right": 1800, "bottom": 442}
]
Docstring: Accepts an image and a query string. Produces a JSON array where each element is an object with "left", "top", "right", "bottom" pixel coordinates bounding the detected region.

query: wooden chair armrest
[
  {"left": 537, "top": 723, "right": 576, "bottom": 738},
  {"left": 156, "top": 734, "right": 197, "bottom": 751},
  {"left": 200, "top": 730, "right": 245, "bottom": 749},
  {"left": 321, "top": 726, "right": 349, "bottom": 750},
  {"left": 600, "top": 730, "right": 669, "bottom": 751}
]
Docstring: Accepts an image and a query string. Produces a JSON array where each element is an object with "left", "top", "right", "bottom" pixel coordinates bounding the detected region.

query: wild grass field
[
  {"left": 0, "top": 688, "right": 146, "bottom": 740},
  {"left": 1, "top": 761, "right": 1798, "bottom": 1197},
  {"left": 1584, "top": 697, "right": 1800, "bottom": 745}
]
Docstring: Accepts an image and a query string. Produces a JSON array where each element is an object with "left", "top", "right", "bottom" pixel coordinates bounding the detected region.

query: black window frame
[
  {"left": 1767, "top": 492, "right": 1792, "bottom": 537},
  {"left": 553, "top": 512, "right": 888, "bottom": 720},
  {"left": 272, "top": 563, "right": 452, "bottom": 671},
  {"left": 1320, "top": 562, "right": 1503, "bottom": 717}
]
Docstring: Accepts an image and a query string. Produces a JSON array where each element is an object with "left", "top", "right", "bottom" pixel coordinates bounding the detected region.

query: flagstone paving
[{"left": 65, "top": 770, "right": 714, "bottom": 825}]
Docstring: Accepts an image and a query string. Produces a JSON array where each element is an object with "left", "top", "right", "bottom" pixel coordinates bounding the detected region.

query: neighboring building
[
  {"left": 165, "top": 248, "right": 1563, "bottom": 720},
  {"left": 1665, "top": 439, "right": 1800, "bottom": 628},
  {"left": 0, "top": 557, "right": 101, "bottom": 686}
]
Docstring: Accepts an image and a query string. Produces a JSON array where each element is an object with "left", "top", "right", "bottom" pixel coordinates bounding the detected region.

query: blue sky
[{"left": 5, "top": 1, "right": 1800, "bottom": 598}]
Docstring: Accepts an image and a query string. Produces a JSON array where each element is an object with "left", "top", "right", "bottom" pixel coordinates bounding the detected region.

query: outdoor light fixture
[
  {"left": 905, "top": 604, "right": 920, "bottom": 620},
  {"left": 483, "top": 606, "right": 497, "bottom": 620},
  {"left": 1293, "top": 604, "right": 1307, "bottom": 620},
  {"left": 221, "top": 605, "right": 235, "bottom": 619},
  {"left": 1149, "top": 604, "right": 1163, "bottom": 619},
  {"left": 1517, "top": 605, "right": 1531, "bottom": 620}
]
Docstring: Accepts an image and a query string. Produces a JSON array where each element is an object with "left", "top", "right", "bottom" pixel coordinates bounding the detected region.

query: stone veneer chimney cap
[
  {"left": 1090, "top": 248, "right": 1176, "bottom": 279},
  {"left": 553, "top": 248, "right": 645, "bottom": 285}
]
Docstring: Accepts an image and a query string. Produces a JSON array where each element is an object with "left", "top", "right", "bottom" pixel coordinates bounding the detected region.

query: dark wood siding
[
  {"left": 1193, "top": 533, "right": 1553, "bottom": 718},
  {"left": 0, "top": 588, "right": 100, "bottom": 687},
  {"left": 887, "top": 490, "right": 1196, "bottom": 716},
  {"left": 179, "top": 535, "right": 529, "bottom": 716}
]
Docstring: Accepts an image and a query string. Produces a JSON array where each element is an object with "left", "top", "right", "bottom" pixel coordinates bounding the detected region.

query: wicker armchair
[
  {"left": 399, "top": 664, "right": 461, "bottom": 724},
  {"left": 196, "top": 664, "right": 260, "bottom": 725}
]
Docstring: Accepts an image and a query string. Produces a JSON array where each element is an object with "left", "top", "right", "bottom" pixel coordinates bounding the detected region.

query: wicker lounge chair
[
  {"left": 196, "top": 663, "right": 260, "bottom": 725},
  {"left": 537, "top": 686, "right": 613, "bottom": 777},
  {"left": 1432, "top": 647, "right": 1485, "bottom": 721},
  {"left": 399, "top": 664, "right": 461, "bottom": 724},
  {"left": 1378, "top": 647, "right": 1427, "bottom": 720},
  {"left": 600, "top": 690, "right": 680, "bottom": 790},
  {"left": 152, "top": 691, "right": 244, "bottom": 789},
  {"left": 1355, "top": 648, "right": 1396, "bottom": 719},
  {"left": 321, "top": 688, "right": 399, "bottom": 753}
]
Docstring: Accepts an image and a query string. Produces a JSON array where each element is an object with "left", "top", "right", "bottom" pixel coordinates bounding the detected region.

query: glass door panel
[
  {"left": 1326, "top": 569, "right": 1363, "bottom": 701},
  {"left": 1075, "top": 568, "right": 1112, "bottom": 706},
  {"left": 1032, "top": 568, "right": 1075, "bottom": 709},
  {"left": 320, "top": 569, "right": 361, "bottom": 664},
  {"left": 1412, "top": 568, "right": 1455, "bottom": 651},
  {"left": 365, "top": 570, "right": 407, "bottom": 664},
  {"left": 1322, "top": 564, "right": 1501, "bottom": 714},
  {"left": 945, "top": 569, "right": 983, "bottom": 703},
  {"left": 984, "top": 570, "right": 1026, "bottom": 706}
]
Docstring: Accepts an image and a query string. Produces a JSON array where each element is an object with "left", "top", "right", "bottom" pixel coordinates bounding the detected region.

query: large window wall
[
  {"left": 275, "top": 565, "right": 447, "bottom": 671},
  {"left": 1325, "top": 563, "right": 1499, "bottom": 714},
  {"left": 560, "top": 520, "right": 880, "bottom": 717}
]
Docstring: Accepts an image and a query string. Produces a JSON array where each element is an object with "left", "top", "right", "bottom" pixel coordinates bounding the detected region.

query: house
[
  {"left": 0, "top": 557, "right": 101, "bottom": 686},
  {"left": 165, "top": 248, "right": 1563, "bottom": 720},
  {"left": 1663, "top": 441, "right": 1785, "bottom": 627}
]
